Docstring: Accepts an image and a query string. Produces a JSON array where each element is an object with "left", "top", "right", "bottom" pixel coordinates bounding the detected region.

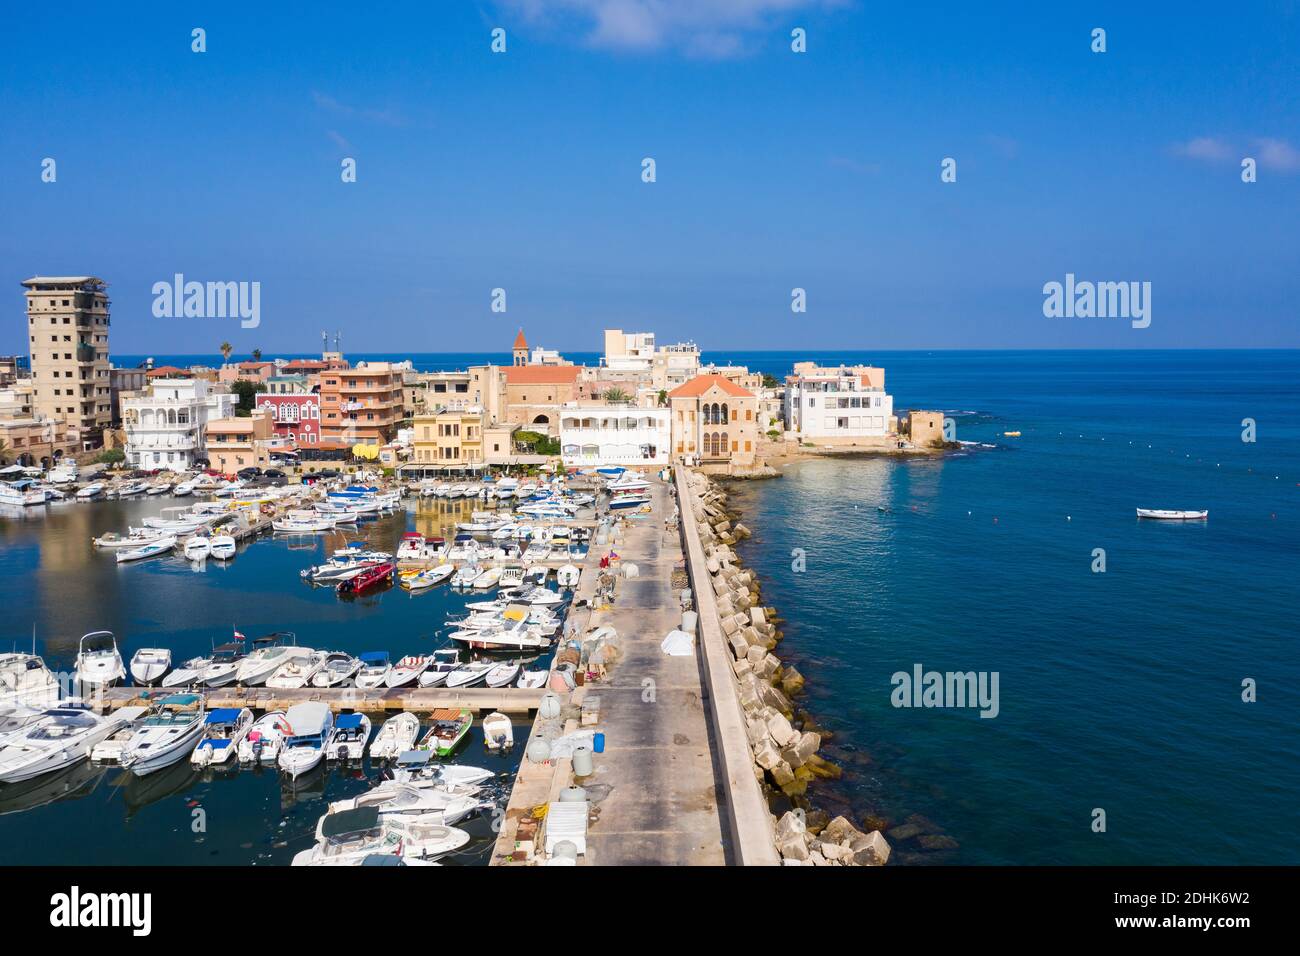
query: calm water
[
  {"left": 722, "top": 350, "right": 1300, "bottom": 864},
  {"left": 0, "top": 496, "right": 538, "bottom": 865}
]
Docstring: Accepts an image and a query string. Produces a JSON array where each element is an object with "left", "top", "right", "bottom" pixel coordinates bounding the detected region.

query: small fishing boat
[
  {"left": 420, "top": 708, "right": 472, "bottom": 757},
  {"left": 115, "top": 535, "right": 177, "bottom": 563},
  {"left": 353, "top": 651, "right": 393, "bottom": 689},
  {"left": 516, "top": 669, "right": 549, "bottom": 689},
  {"left": 273, "top": 513, "right": 335, "bottom": 533},
  {"left": 523, "top": 566, "right": 549, "bottom": 586},
  {"left": 183, "top": 536, "right": 212, "bottom": 560},
  {"left": 324, "top": 712, "right": 372, "bottom": 761},
  {"left": 556, "top": 564, "right": 580, "bottom": 588},
  {"left": 119, "top": 694, "right": 207, "bottom": 776},
  {"left": 190, "top": 707, "right": 253, "bottom": 767},
  {"left": 384, "top": 655, "right": 431, "bottom": 688},
  {"left": 238, "top": 710, "right": 292, "bottom": 764},
  {"left": 311, "top": 652, "right": 362, "bottom": 688},
  {"left": 441, "top": 658, "right": 492, "bottom": 689},
  {"left": 76, "top": 482, "right": 105, "bottom": 500},
  {"left": 471, "top": 566, "right": 503, "bottom": 590},
  {"left": 450, "top": 564, "right": 481, "bottom": 589},
  {"left": 337, "top": 561, "right": 394, "bottom": 595},
  {"left": 266, "top": 650, "right": 328, "bottom": 689},
  {"left": 209, "top": 535, "right": 237, "bottom": 560},
  {"left": 1136, "top": 508, "right": 1208, "bottom": 520},
  {"left": 400, "top": 564, "right": 455, "bottom": 591},
  {"left": 1003, "top": 431, "right": 1021, "bottom": 437},
  {"left": 74, "top": 631, "right": 126, "bottom": 689},
  {"left": 482, "top": 711, "right": 513, "bottom": 750},
  {"left": 129, "top": 648, "right": 172, "bottom": 686},
  {"left": 484, "top": 661, "right": 522, "bottom": 688},
  {"left": 278, "top": 701, "right": 333, "bottom": 779},
  {"left": 93, "top": 528, "right": 169, "bottom": 549},
  {"left": 415, "top": 649, "right": 462, "bottom": 688},
  {"left": 369, "top": 712, "right": 421, "bottom": 760}
]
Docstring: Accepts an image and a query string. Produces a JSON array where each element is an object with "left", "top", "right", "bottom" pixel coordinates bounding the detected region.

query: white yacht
[
  {"left": 278, "top": 702, "right": 333, "bottom": 779},
  {"left": 74, "top": 631, "right": 126, "bottom": 689},
  {"left": 161, "top": 655, "right": 208, "bottom": 688},
  {"left": 118, "top": 694, "right": 207, "bottom": 775},
  {"left": 266, "top": 650, "right": 329, "bottom": 689},
  {"left": 76, "top": 482, "right": 105, "bottom": 500},
  {"left": 200, "top": 642, "right": 247, "bottom": 687},
  {"left": 292, "top": 809, "right": 469, "bottom": 866},
  {"left": 129, "top": 648, "right": 172, "bottom": 686},
  {"left": 322, "top": 783, "right": 486, "bottom": 829},
  {"left": 353, "top": 651, "right": 392, "bottom": 689},
  {"left": 0, "top": 653, "right": 60, "bottom": 710},
  {"left": 0, "top": 703, "right": 133, "bottom": 783},
  {"left": 310, "top": 652, "right": 362, "bottom": 688},
  {"left": 183, "top": 537, "right": 212, "bottom": 561},
  {"left": 368, "top": 712, "right": 420, "bottom": 760},
  {"left": 233, "top": 636, "right": 313, "bottom": 686},
  {"left": 209, "top": 535, "right": 237, "bottom": 560},
  {"left": 324, "top": 712, "right": 372, "bottom": 761}
]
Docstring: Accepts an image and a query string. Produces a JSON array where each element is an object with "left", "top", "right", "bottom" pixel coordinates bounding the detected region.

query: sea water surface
[
  {"left": 0, "top": 496, "right": 536, "bottom": 865},
  {"left": 720, "top": 350, "right": 1300, "bottom": 864}
]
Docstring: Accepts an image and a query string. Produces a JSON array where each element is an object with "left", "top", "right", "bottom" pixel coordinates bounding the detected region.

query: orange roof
[
  {"left": 146, "top": 365, "right": 188, "bottom": 378},
  {"left": 513, "top": 328, "right": 528, "bottom": 349},
  {"left": 668, "top": 373, "right": 754, "bottom": 399},
  {"left": 504, "top": 365, "right": 580, "bottom": 385}
]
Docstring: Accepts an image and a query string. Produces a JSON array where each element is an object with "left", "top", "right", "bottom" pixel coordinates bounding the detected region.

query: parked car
[
  {"left": 237, "top": 467, "right": 262, "bottom": 480},
  {"left": 263, "top": 468, "right": 287, "bottom": 479}
]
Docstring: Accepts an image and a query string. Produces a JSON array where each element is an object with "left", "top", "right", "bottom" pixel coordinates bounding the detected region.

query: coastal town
[{"left": 2, "top": 275, "right": 949, "bottom": 867}]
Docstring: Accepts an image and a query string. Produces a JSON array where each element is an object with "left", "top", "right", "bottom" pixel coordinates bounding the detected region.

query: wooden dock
[{"left": 92, "top": 685, "right": 546, "bottom": 715}]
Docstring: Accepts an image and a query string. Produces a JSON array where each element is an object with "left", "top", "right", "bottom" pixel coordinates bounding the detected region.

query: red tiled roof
[
  {"left": 668, "top": 373, "right": 753, "bottom": 399},
  {"left": 504, "top": 365, "right": 579, "bottom": 385},
  {"left": 146, "top": 365, "right": 188, "bottom": 378}
]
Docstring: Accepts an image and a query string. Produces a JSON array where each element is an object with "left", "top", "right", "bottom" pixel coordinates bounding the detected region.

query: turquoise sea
[{"left": 2, "top": 349, "right": 1297, "bottom": 865}]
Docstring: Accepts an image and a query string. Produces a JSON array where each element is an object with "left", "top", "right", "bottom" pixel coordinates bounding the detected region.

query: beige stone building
[
  {"left": 906, "top": 410, "right": 946, "bottom": 448},
  {"left": 21, "top": 276, "right": 112, "bottom": 447},
  {"left": 503, "top": 364, "right": 581, "bottom": 434},
  {"left": 0, "top": 379, "right": 76, "bottom": 466},
  {"left": 410, "top": 409, "right": 485, "bottom": 470},
  {"left": 668, "top": 373, "right": 760, "bottom": 472},
  {"left": 205, "top": 411, "right": 275, "bottom": 474}
]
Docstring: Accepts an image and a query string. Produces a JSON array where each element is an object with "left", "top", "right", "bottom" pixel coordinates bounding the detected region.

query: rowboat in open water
[{"left": 1136, "top": 509, "right": 1208, "bottom": 520}]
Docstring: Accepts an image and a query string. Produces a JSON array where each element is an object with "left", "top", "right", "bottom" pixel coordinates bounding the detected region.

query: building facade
[
  {"left": 204, "top": 411, "right": 276, "bottom": 474},
  {"left": 559, "top": 404, "right": 670, "bottom": 468},
  {"left": 503, "top": 364, "right": 581, "bottom": 434},
  {"left": 122, "top": 377, "right": 236, "bottom": 472},
  {"left": 411, "top": 409, "right": 485, "bottom": 469},
  {"left": 783, "top": 363, "right": 894, "bottom": 441},
  {"left": 21, "top": 276, "right": 112, "bottom": 447},
  {"left": 668, "top": 374, "right": 760, "bottom": 470},
  {"left": 255, "top": 393, "right": 321, "bottom": 446},
  {"left": 319, "top": 362, "right": 405, "bottom": 445}
]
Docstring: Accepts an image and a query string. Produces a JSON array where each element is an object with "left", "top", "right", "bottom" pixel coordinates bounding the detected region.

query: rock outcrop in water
[{"left": 681, "top": 468, "right": 891, "bottom": 866}]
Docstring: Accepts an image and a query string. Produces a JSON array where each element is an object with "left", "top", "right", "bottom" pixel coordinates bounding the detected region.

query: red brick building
[{"left": 255, "top": 393, "right": 321, "bottom": 446}]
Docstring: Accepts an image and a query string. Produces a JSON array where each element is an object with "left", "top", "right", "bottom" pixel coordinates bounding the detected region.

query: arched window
[
  {"left": 720, "top": 403, "right": 728, "bottom": 424},
  {"left": 721, "top": 431, "right": 729, "bottom": 456}
]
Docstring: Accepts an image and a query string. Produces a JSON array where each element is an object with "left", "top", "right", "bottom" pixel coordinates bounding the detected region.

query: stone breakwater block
[
  {"left": 775, "top": 810, "right": 807, "bottom": 842},
  {"left": 819, "top": 842, "right": 850, "bottom": 862},
  {"left": 727, "top": 632, "right": 749, "bottom": 660},
  {"left": 753, "top": 739, "right": 784, "bottom": 771},
  {"left": 793, "top": 731, "right": 821, "bottom": 762},
  {"left": 749, "top": 606, "right": 767, "bottom": 626},
  {"left": 745, "top": 645, "right": 766, "bottom": 665},
  {"left": 712, "top": 576, "right": 730, "bottom": 597},
  {"left": 766, "top": 711, "right": 799, "bottom": 748},
  {"left": 757, "top": 681, "right": 793, "bottom": 717},
  {"left": 745, "top": 717, "right": 769, "bottom": 747},
  {"left": 734, "top": 522, "right": 751, "bottom": 538},
  {"left": 805, "top": 754, "right": 842, "bottom": 779},
  {"left": 852, "top": 831, "right": 891, "bottom": 866},
  {"left": 731, "top": 657, "right": 752, "bottom": 678},
  {"left": 754, "top": 655, "right": 781, "bottom": 681},
  {"left": 716, "top": 596, "right": 735, "bottom": 618},
  {"left": 823, "top": 816, "right": 866, "bottom": 846},
  {"left": 720, "top": 614, "right": 740, "bottom": 636},
  {"left": 779, "top": 666, "right": 804, "bottom": 696},
  {"left": 705, "top": 556, "right": 721, "bottom": 575},
  {"left": 770, "top": 760, "right": 796, "bottom": 788}
]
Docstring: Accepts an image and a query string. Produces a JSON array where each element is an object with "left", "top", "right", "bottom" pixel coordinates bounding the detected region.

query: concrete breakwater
[{"left": 677, "top": 468, "right": 892, "bottom": 866}]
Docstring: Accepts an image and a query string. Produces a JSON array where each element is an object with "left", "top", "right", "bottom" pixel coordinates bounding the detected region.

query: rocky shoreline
[{"left": 681, "top": 468, "right": 891, "bottom": 866}]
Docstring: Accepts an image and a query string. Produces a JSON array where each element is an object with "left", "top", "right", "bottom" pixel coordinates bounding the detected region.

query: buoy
[
  {"left": 539, "top": 693, "right": 561, "bottom": 720},
  {"left": 572, "top": 745, "right": 594, "bottom": 777},
  {"left": 1067, "top": 516, "right": 1071, "bottom": 521},
  {"left": 527, "top": 738, "right": 552, "bottom": 764},
  {"left": 559, "top": 786, "right": 588, "bottom": 802}
]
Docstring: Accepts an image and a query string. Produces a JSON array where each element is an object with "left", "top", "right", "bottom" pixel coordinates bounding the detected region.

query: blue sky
[{"left": 2, "top": 1, "right": 1297, "bottom": 354}]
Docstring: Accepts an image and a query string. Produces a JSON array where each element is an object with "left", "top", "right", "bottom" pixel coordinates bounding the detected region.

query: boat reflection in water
[
  {"left": 0, "top": 759, "right": 108, "bottom": 816},
  {"left": 114, "top": 758, "right": 198, "bottom": 819}
]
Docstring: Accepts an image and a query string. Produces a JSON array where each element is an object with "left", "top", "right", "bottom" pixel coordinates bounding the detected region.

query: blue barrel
[{"left": 593, "top": 732, "right": 605, "bottom": 753}]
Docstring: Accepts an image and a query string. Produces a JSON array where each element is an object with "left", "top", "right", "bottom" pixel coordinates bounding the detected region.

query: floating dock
[{"left": 93, "top": 685, "right": 545, "bottom": 715}]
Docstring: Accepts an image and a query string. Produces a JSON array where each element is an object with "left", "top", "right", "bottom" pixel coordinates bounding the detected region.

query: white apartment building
[
  {"left": 123, "top": 378, "right": 236, "bottom": 471},
  {"left": 783, "top": 363, "right": 894, "bottom": 441},
  {"left": 602, "top": 329, "right": 656, "bottom": 371},
  {"left": 652, "top": 341, "right": 700, "bottom": 391},
  {"left": 559, "top": 403, "right": 670, "bottom": 468}
]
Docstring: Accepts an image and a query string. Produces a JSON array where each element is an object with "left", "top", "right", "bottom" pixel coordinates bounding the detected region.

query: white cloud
[
  {"left": 1171, "top": 135, "right": 1300, "bottom": 173},
  {"left": 1253, "top": 137, "right": 1300, "bottom": 172},
  {"left": 501, "top": 0, "right": 846, "bottom": 57},
  {"left": 1171, "top": 136, "right": 1237, "bottom": 163}
]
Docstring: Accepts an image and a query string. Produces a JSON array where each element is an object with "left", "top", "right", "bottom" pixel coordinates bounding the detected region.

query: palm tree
[
  {"left": 219, "top": 341, "right": 233, "bottom": 364},
  {"left": 605, "top": 387, "right": 631, "bottom": 404},
  {"left": 251, "top": 348, "right": 263, "bottom": 362}
]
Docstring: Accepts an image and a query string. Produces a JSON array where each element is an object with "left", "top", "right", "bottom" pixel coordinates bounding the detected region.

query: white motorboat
[
  {"left": 273, "top": 512, "right": 335, "bottom": 533},
  {"left": 448, "top": 618, "right": 553, "bottom": 653},
  {"left": 238, "top": 710, "right": 292, "bottom": 764},
  {"left": 368, "top": 712, "right": 421, "bottom": 760},
  {"left": 118, "top": 694, "right": 207, "bottom": 776},
  {"left": 482, "top": 711, "right": 514, "bottom": 750},
  {"left": 93, "top": 527, "right": 169, "bottom": 549},
  {"left": 278, "top": 701, "right": 333, "bottom": 779},
  {"left": 415, "top": 649, "right": 463, "bottom": 688},
  {"left": 324, "top": 712, "right": 372, "bottom": 761},
  {"left": 323, "top": 783, "right": 486, "bottom": 829},
  {"left": 388, "top": 750, "right": 495, "bottom": 790},
  {"left": 183, "top": 536, "right": 212, "bottom": 561},
  {"left": 88, "top": 705, "right": 151, "bottom": 764},
  {"left": 233, "top": 636, "right": 313, "bottom": 686},
  {"left": 129, "top": 648, "right": 172, "bottom": 686},
  {"left": 500, "top": 585, "right": 565, "bottom": 606},
  {"left": 1136, "top": 508, "right": 1208, "bottom": 520},
  {"left": 201, "top": 642, "right": 247, "bottom": 687},
  {"left": 292, "top": 808, "right": 469, "bottom": 866},
  {"left": 384, "top": 656, "right": 432, "bottom": 688},
  {"left": 471, "top": 566, "right": 503, "bottom": 590},
  {"left": 115, "top": 535, "right": 177, "bottom": 563},
  {"left": 516, "top": 669, "right": 549, "bottom": 689},
  {"left": 498, "top": 565, "right": 526, "bottom": 588},
  {"left": 0, "top": 653, "right": 60, "bottom": 710},
  {"left": 76, "top": 482, "right": 105, "bottom": 500},
  {"left": 161, "top": 655, "right": 209, "bottom": 688},
  {"left": 605, "top": 472, "right": 650, "bottom": 492},
  {"left": 484, "top": 662, "right": 522, "bottom": 689},
  {"left": 0, "top": 480, "right": 48, "bottom": 507},
  {"left": 267, "top": 650, "right": 329, "bottom": 689},
  {"left": 300, "top": 549, "right": 391, "bottom": 583},
  {"left": 209, "top": 535, "right": 237, "bottom": 560},
  {"left": 190, "top": 707, "right": 253, "bottom": 767},
  {"left": 173, "top": 478, "right": 198, "bottom": 497},
  {"left": 0, "top": 702, "right": 134, "bottom": 783},
  {"left": 444, "top": 660, "right": 494, "bottom": 689},
  {"left": 353, "top": 652, "right": 393, "bottom": 689},
  {"left": 557, "top": 564, "right": 581, "bottom": 588},
  {"left": 115, "top": 479, "right": 149, "bottom": 497},
  {"left": 74, "top": 631, "right": 126, "bottom": 689},
  {"left": 450, "top": 564, "right": 481, "bottom": 589},
  {"left": 310, "top": 652, "right": 362, "bottom": 688}
]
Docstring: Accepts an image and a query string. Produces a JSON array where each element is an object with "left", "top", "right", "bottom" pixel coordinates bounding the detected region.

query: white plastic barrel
[{"left": 572, "top": 744, "right": 593, "bottom": 777}]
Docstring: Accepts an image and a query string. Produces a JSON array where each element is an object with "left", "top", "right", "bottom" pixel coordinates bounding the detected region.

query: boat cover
[
  {"left": 206, "top": 708, "right": 244, "bottom": 724},
  {"left": 321, "top": 805, "right": 380, "bottom": 838},
  {"left": 336, "top": 713, "right": 365, "bottom": 729},
  {"left": 360, "top": 652, "right": 389, "bottom": 663}
]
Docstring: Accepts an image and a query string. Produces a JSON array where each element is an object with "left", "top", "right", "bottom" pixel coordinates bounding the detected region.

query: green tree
[
  {"left": 514, "top": 429, "right": 560, "bottom": 455},
  {"left": 604, "top": 386, "right": 631, "bottom": 404},
  {"left": 230, "top": 379, "right": 266, "bottom": 416},
  {"left": 95, "top": 447, "right": 126, "bottom": 465},
  {"left": 762, "top": 373, "right": 780, "bottom": 389},
  {"left": 220, "top": 341, "right": 233, "bottom": 363},
  {"left": 251, "top": 348, "right": 263, "bottom": 361},
  {"left": 657, "top": 389, "right": 668, "bottom": 407}
]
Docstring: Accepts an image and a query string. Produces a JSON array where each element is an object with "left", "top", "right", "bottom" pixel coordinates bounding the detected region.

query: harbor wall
[{"left": 674, "top": 467, "right": 781, "bottom": 865}]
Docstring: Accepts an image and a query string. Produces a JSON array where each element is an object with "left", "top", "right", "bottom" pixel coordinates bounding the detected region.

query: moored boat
[
  {"left": 324, "top": 712, "right": 372, "bottom": 761},
  {"left": 118, "top": 694, "right": 207, "bottom": 776},
  {"left": 190, "top": 707, "right": 253, "bottom": 767},
  {"left": 482, "top": 711, "right": 513, "bottom": 750},
  {"left": 115, "top": 535, "right": 177, "bottom": 563},
  {"left": 238, "top": 710, "right": 292, "bottom": 764},
  {"left": 420, "top": 708, "right": 472, "bottom": 757},
  {"left": 277, "top": 701, "right": 333, "bottom": 779},
  {"left": 1136, "top": 508, "right": 1208, "bottom": 520},
  {"left": 129, "top": 648, "right": 172, "bottom": 686},
  {"left": 74, "top": 631, "right": 126, "bottom": 689},
  {"left": 368, "top": 712, "right": 420, "bottom": 760}
]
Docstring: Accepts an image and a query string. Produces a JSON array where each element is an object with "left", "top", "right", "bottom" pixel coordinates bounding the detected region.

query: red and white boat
[{"left": 336, "top": 562, "right": 395, "bottom": 595}]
